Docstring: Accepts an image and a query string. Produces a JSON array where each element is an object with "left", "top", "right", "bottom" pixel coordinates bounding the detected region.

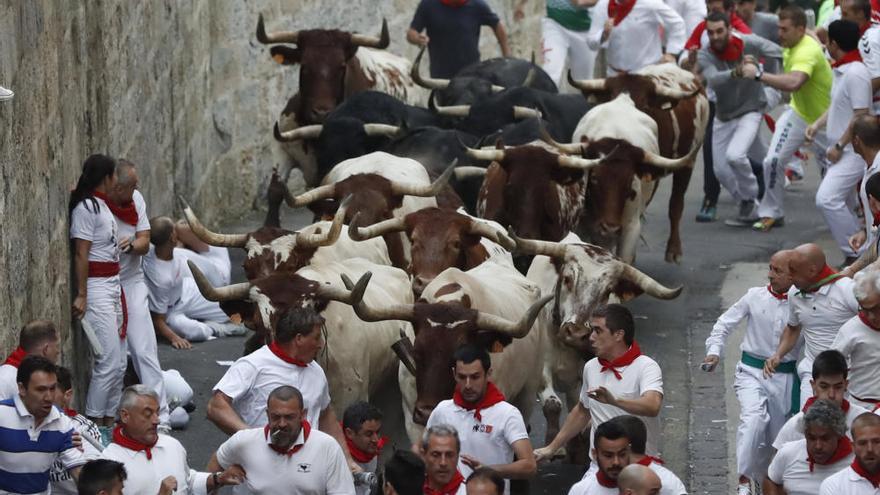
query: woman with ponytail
[{"left": 69, "top": 154, "right": 127, "bottom": 432}]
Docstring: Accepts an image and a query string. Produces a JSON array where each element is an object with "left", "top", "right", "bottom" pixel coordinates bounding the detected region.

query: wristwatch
[{"left": 754, "top": 63, "right": 764, "bottom": 81}]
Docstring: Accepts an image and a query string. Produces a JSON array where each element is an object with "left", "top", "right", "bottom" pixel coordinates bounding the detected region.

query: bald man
[
  {"left": 764, "top": 243, "right": 858, "bottom": 408},
  {"left": 617, "top": 464, "right": 662, "bottom": 495}
]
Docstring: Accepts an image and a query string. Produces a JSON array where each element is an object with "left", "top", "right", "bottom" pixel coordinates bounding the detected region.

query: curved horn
[
  {"left": 475, "top": 294, "right": 554, "bottom": 338},
  {"left": 274, "top": 122, "right": 323, "bottom": 142},
  {"left": 453, "top": 166, "right": 488, "bottom": 180},
  {"left": 567, "top": 69, "right": 607, "bottom": 92},
  {"left": 287, "top": 183, "right": 337, "bottom": 207},
  {"left": 522, "top": 67, "right": 536, "bottom": 88},
  {"left": 619, "top": 263, "right": 683, "bottom": 299},
  {"left": 390, "top": 161, "right": 456, "bottom": 197},
  {"left": 508, "top": 230, "right": 568, "bottom": 259},
  {"left": 490, "top": 84, "right": 505, "bottom": 93},
  {"left": 350, "top": 19, "right": 390, "bottom": 48},
  {"left": 433, "top": 103, "right": 472, "bottom": 117},
  {"left": 348, "top": 212, "right": 406, "bottom": 241},
  {"left": 316, "top": 271, "right": 372, "bottom": 305},
  {"left": 652, "top": 82, "right": 698, "bottom": 100},
  {"left": 340, "top": 274, "right": 416, "bottom": 322},
  {"left": 411, "top": 46, "right": 450, "bottom": 90},
  {"left": 464, "top": 146, "right": 505, "bottom": 162},
  {"left": 557, "top": 153, "right": 606, "bottom": 170},
  {"left": 642, "top": 147, "right": 697, "bottom": 170},
  {"left": 539, "top": 126, "right": 586, "bottom": 155},
  {"left": 178, "top": 196, "right": 248, "bottom": 248},
  {"left": 468, "top": 221, "right": 516, "bottom": 251},
  {"left": 513, "top": 106, "right": 542, "bottom": 120},
  {"left": 363, "top": 123, "right": 401, "bottom": 137},
  {"left": 188, "top": 261, "right": 252, "bottom": 302},
  {"left": 295, "top": 196, "right": 350, "bottom": 248},
  {"left": 256, "top": 13, "right": 299, "bottom": 44}
]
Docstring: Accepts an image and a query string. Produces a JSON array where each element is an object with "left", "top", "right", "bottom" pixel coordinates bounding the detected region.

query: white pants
[
  {"left": 734, "top": 362, "right": 796, "bottom": 481},
  {"left": 541, "top": 17, "right": 597, "bottom": 88},
  {"left": 758, "top": 107, "right": 831, "bottom": 219},
  {"left": 816, "top": 150, "right": 865, "bottom": 257},
  {"left": 713, "top": 112, "right": 765, "bottom": 202},
  {"left": 84, "top": 279, "right": 126, "bottom": 418},
  {"left": 122, "top": 277, "right": 169, "bottom": 423},
  {"left": 166, "top": 278, "right": 229, "bottom": 341}
]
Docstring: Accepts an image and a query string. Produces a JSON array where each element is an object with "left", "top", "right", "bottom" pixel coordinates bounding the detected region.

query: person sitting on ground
[
  {"left": 50, "top": 366, "right": 103, "bottom": 495},
  {"left": 466, "top": 467, "right": 505, "bottom": 495},
  {"left": 0, "top": 319, "right": 60, "bottom": 398},
  {"left": 819, "top": 413, "right": 880, "bottom": 493},
  {"left": 343, "top": 401, "right": 386, "bottom": 495},
  {"left": 615, "top": 416, "right": 687, "bottom": 495},
  {"left": 383, "top": 449, "right": 425, "bottom": 495},
  {"left": 76, "top": 459, "right": 127, "bottom": 495},
  {"left": 174, "top": 219, "right": 231, "bottom": 288},
  {"left": 421, "top": 425, "right": 467, "bottom": 495},
  {"left": 617, "top": 464, "right": 663, "bottom": 495}
]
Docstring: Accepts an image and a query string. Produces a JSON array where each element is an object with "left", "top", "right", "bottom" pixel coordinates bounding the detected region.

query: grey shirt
[
  {"left": 698, "top": 33, "right": 783, "bottom": 121},
  {"left": 749, "top": 12, "right": 780, "bottom": 44}
]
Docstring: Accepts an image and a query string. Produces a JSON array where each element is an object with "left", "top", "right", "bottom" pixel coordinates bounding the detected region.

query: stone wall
[{"left": 0, "top": 0, "right": 543, "bottom": 360}]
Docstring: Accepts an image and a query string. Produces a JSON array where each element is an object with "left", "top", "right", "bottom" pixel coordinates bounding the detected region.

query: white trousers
[
  {"left": 122, "top": 277, "right": 169, "bottom": 423},
  {"left": 734, "top": 362, "right": 796, "bottom": 481},
  {"left": 758, "top": 107, "right": 831, "bottom": 219},
  {"left": 84, "top": 279, "right": 126, "bottom": 418},
  {"left": 712, "top": 112, "right": 765, "bottom": 202},
  {"left": 541, "top": 17, "right": 597, "bottom": 88},
  {"left": 166, "top": 278, "right": 229, "bottom": 341},
  {"left": 816, "top": 150, "right": 866, "bottom": 257}
]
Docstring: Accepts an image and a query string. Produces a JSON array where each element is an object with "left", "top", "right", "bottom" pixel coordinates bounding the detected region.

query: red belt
[{"left": 86, "top": 261, "right": 127, "bottom": 339}]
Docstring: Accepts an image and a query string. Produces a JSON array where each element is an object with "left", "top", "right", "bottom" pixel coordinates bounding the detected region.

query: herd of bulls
[{"left": 180, "top": 15, "right": 711, "bottom": 445}]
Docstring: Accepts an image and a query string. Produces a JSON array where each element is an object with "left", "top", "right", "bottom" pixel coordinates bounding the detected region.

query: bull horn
[
  {"left": 316, "top": 271, "right": 372, "bottom": 306},
  {"left": 508, "top": 230, "right": 568, "bottom": 259},
  {"left": 390, "top": 161, "right": 456, "bottom": 197},
  {"left": 256, "top": 13, "right": 299, "bottom": 44},
  {"left": 341, "top": 274, "right": 416, "bottom": 322},
  {"left": 464, "top": 146, "right": 505, "bottom": 162},
  {"left": 522, "top": 67, "right": 536, "bottom": 88},
  {"left": 433, "top": 103, "right": 472, "bottom": 117},
  {"left": 468, "top": 221, "right": 515, "bottom": 251},
  {"left": 296, "top": 195, "right": 350, "bottom": 248},
  {"left": 652, "top": 82, "right": 699, "bottom": 100},
  {"left": 350, "top": 19, "right": 390, "bottom": 49},
  {"left": 411, "top": 46, "right": 450, "bottom": 90},
  {"left": 188, "top": 261, "right": 252, "bottom": 302},
  {"left": 513, "top": 106, "right": 542, "bottom": 120},
  {"left": 348, "top": 212, "right": 406, "bottom": 241},
  {"left": 363, "top": 123, "right": 401, "bottom": 137},
  {"left": 453, "top": 166, "right": 488, "bottom": 180},
  {"left": 642, "top": 147, "right": 696, "bottom": 170},
  {"left": 475, "top": 294, "right": 554, "bottom": 338},
  {"left": 287, "top": 183, "right": 337, "bottom": 207},
  {"left": 490, "top": 84, "right": 505, "bottom": 93},
  {"left": 274, "top": 122, "right": 323, "bottom": 142},
  {"left": 619, "top": 263, "right": 683, "bottom": 299},
  {"left": 557, "top": 154, "right": 606, "bottom": 170},
  {"left": 539, "top": 126, "right": 585, "bottom": 155},
  {"left": 567, "top": 69, "right": 607, "bottom": 92},
  {"left": 178, "top": 196, "right": 248, "bottom": 248}
]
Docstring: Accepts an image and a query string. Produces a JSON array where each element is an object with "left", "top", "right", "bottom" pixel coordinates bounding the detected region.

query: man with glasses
[{"left": 831, "top": 268, "right": 880, "bottom": 409}]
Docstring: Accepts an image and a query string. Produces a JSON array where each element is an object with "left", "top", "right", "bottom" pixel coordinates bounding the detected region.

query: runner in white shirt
[
  {"left": 425, "top": 345, "right": 536, "bottom": 493},
  {"left": 666, "top": 0, "right": 707, "bottom": 35},
  {"left": 587, "top": 0, "right": 686, "bottom": 75},
  {"left": 617, "top": 464, "right": 663, "bottom": 495},
  {"left": 616, "top": 415, "right": 687, "bottom": 495},
  {"left": 703, "top": 249, "right": 799, "bottom": 492},
  {"left": 846, "top": 116, "right": 880, "bottom": 263},
  {"left": 535, "top": 304, "right": 663, "bottom": 463},
  {"left": 50, "top": 367, "right": 103, "bottom": 495},
  {"left": 764, "top": 243, "right": 859, "bottom": 407},
  {"left": 765, "top": 399, "right": 855, "bottom": 495},
  {"left": 567, "top": 419, "right": 633, "bottom": 495},
  {"left": 69, "top": 154, "right": 126, "bottom": 426},
  {"left": 207, "top": 385, "right": 355, "bottom": 495},
  {"left": 773, "top": 350, "right": 871, "bottom": 449},
  {"left": 421, "top": 425, "right": 467, "bottom": 495},
  {"left": 831, "top": 269, "right": 880, "bottom": 409},
  {"left": 101, "top": 386, "right": 241, "bottom": 495},
  {"left": 819, "top": 413, "right": 880, "bottom": 494},
  {"left": 0, "top": 320, "right": 60, "bottom": 399},
  {"left": 846, "top": 0, "right": 880, "bottom": 112},
  {"left": 465, "top": 467, "right": 505, "bottom": 495},
  {"left": 342, "top": 402, "right": 385, "bottom": 495}
]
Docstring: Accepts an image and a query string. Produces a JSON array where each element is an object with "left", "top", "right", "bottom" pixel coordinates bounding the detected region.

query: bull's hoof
[
  {"left": 665, "top": 247, "right": 682, "bottom": 264},
  {"left": 542, "top": 397, "right": 563, "bottom": 446}
]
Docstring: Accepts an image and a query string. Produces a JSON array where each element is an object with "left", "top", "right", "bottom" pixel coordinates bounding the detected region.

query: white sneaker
[
  {"left": 737, "top": 483, "right": 752, "bottom": 495},
  {"left": 0, "top": 86, "right": 13, "bottom": 101}
]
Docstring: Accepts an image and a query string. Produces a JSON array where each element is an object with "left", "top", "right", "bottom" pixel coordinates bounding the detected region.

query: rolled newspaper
[{"left": 79, "top": 318, "right": 104, "bottom": 358}]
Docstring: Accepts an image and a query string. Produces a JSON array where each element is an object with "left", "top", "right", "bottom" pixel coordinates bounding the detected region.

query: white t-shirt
[
  {"left": 174, "top": 246, "right": 231, "bottom": 288},
  {"left": 705, "top": 286, "right": 797, "bottom": 360},
  {"left": 0, "top": 364, "right": 17, "bottom": 399},
  {"left": 50, "top": 413, "right": 103, "bottom": 495},
  {"left": 774, "top": 402, "right": 870, "bottom": 449},
  {"left": 860, "top": 153, "right": 880, "bottom": 246},
  {"left": 642, "top": 459, "right": 688, "bottom": 495},
  {"left": 70, "top": 196, "right": 121, "bottom": 295},
  {"left": 820, "top": 465, "right": 880, "bottom": 495},
  {"left": 768, "top": 439, "right": 854, "bottom": 495},
  {"left": 214, "top": 345, "right": 331, "bottom": 428},
  {"left": 832, "top": 316, "right": 880, "bottom": 403},
  {"left": 101, "top": 434, "right": 209, "bottom": 495},
  {"left": 579, "top": 353, "right": 664, "bottom": 458},
  {"left": 216, "top": 426, "right": 355, "bottom": 495},
  {"left": 828, "top": 61, "right": 872, "bottom": 146},
  {"left": 859, "top": 25, "right": 880, "bottom": 109},
  {"left": 116, "top": 190, "right": 151, "bottom": 282},
  {"left": 787, "top": 278, "right": 859, "bottom": 362},
  {"left": 567, "top": 471, "right": 619, "bottom": 495},
  {"left": 143, "top": 246, "right": 184, "bottom": 314}
]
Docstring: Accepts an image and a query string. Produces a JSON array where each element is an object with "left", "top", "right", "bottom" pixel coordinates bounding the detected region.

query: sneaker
[
  {"left": 696, "top": 201, "right": 718, "bottom": 222},
  {"left": 737, "top": 200, "right": 759, "bottom": 222},
  {"left": 737, "top": 482, "right": 752, "bottom": 495},
  {"left": 0, "top": 86, "right": 12, "bottom": 101},
  {"left": 752, "top": 217, "right": 785, "bottom": 232},
  {"left": 207, "top": 321, "right": 248, "bottom": 337}
]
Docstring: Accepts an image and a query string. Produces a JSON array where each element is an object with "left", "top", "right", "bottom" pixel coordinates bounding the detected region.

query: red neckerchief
[
  {"left": 767, "top": 285, "right": 788, "bottom": 300},
  {"left": 264, "top": 421, "right": 311, "bottom": 457},
  {"left": 859, "top": 312, "right": 880, "bottom": 331},
  {"left": 342, "top": 423, "right": 388, "bottom": 464},
  {"left": 710, "top": 35, "right": 744, "bottom": 62},
  {"left": 453, "top": 382, "right": 506, "bottom": 422},
  {"left": 596, "top": 470, "right": 618, "bottom": 488},
  {"left": 599, "top": 342, "right": 642, "bottom": 380},
  {"left": 833, "top": 50, "right": 863, "bottom": 68},
  {"left": 851, "top": 458, "right": 880, "bottom": 487},
  {"left": 3, "top": 347, "right": 26, "bottom": 367},
  {"left": 439, "top": 0, "right": 468, "bottom": 6},
  {"left": 92, "top": 190, "right": 138, "bottom": 226},
  {"left": 803, "top": 397, "right": 851, "bottom": 413},
  {"left": 800, "top": 265, "right": 842, "bottom": 294},
  {"left": 684, "top": 14, "right": 752, "bottom": 50},
  {"left": 268, "top": 341, "right": 309, "bottom": 367},
  {"left": 112, "top": 425, "right": 156, "bottom": 460},
  {"left": 636, "top": 455, "right": 665, "bottom": 466},
  {"left": 64, "top": 408, "right": 78, "bottom": 417},
  {"left": 808, "top": 436, "right": 853, "bottom": 472},
  {"left": 423, "top": 471, "right": 465, "bottom": 495},
  {"left": 608, "top": 0, "right": 637, "bottom": 26}
]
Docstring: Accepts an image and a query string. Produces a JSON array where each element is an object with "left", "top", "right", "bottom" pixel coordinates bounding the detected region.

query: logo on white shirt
[
  {"left": 472, "top": 424, "right": 494, "bottom": 434},
  {"left": 297, "top": 463, "right": 312, "bottom": 473}
]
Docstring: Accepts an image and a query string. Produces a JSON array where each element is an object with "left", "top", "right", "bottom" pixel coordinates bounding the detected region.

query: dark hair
[
  {"left": 77, "top": 459, "right": 127, "bottom": 495},
  {"left": 708, "top": 0, "right": 736, "bottom": 10},
  {"left": 149, "top": 216, "right": 175, "bottom": 247},
  {"left": 845, "top": 0, "right": 873, "bottom": 20},
  {"left": 829, "top": 20, "right": 862, "bottom": 52},
  {"left": 383, "top": 449, "right": 425, "bottom": 495},
  {"left": 452, "top": 344, "right": 491, "bottom": 372},
  {"left": 813, "top": 350, "right": 849, "bottom": 380},
  {"left": 613, "top": 415, "right": 647, "bottom": 454},
  {"left": 69, "top": 154, "right": 117, "bottom": 214},
  {"left": 593, "top": 304, "right": 636, "bottom": 345},
  {"left": 267, "top": 385, "right": 304, "bottom": 408},
  {"left": 342, "top": 401, "right": 383, "bottom": 432},
  {"left": 778, "top": 5, "right": 807, "bottom": 27},
  {"left": 866, "top": 172, "right": 880, "bottom": 201},
  {"left": 275, "top": 308, "right": 325, "bottom": 344},
  {"left": 56, "top": 366, "right": 73, "bottom": 392},
  {"left": 17, "top": 355, "right": 57, "bottom": 388},
  {"left": 19, "top": 320, "right": 58, "bottom": 353},
  {"left": 706, "top": 11, "right": 731, "bottom": 26},
  {"left": 594, "top": 417, "right": 631, "bottom": 448},
  {"left": 467, "top": 467, "right": 505, "bottom": 494},
  {"left": 854, "top": 114, "right": 880, "bottom": 149}
]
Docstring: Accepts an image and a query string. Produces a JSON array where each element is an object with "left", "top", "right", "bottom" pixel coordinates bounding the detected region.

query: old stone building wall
[{"left": 0, "top": 0, "right": 543, "bottom": 362}]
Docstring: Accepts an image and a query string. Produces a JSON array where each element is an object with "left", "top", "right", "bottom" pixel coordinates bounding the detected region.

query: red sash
[
  {"left": 3, "top": 347, "right": 26, "bottom": 367},
  {"left": 808, "top": 436, "right": 852, "bottom": 472},
  {"left": 710, "top": 35, "right": 744, "bottom": 62},
  {"left": 453, "top": 382, "right": 506, "bottom": 422},
  {"left": 343, "top": 422, "right": 388, "bottom": 464},
  {"left": 802, "top": 396, "right": 851, "bottom": 413},
  {"left": 852, "top": 458, "right": 880, "bottom": 487},
  {"left": 112, "top": 425, "right": 156, "bottom": 460},
  {"left": 268, "top": 341, "right": 309, "bottom": 367},
  {"left": 87, "top": 262, "right": 127, "bottom": 339},
  {"left": 265, "top": 421, "right": 311, "bottom": 456},
  {"left": 597, "top": 470, "right": 618, "bottom": 488},
  {"left": 832, "top": 50, "right": 863, "bottom": 68},
  {"left": 92, "top": 191, "right": 138, "bottom": 226},
  {"left": 423, "top": 471, "right": 465, "bottom": 495},
  {"left": 608, "top": 0, "right": 637, "bottom": 26},
  {"left": 767, "top": 285, "right": 788, "bottom": 300},
  {"left": 599, "top": 342, "right": 642, "bottom": 380}
]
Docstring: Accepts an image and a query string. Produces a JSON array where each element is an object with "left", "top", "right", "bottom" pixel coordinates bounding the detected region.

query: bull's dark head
[{"left": 257, "top": 14, "right": 389, "bottom": 124}]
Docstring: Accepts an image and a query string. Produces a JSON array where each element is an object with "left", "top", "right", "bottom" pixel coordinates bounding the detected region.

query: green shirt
[
  {"left": 547, "top": 0, "right": 591, "bottom": 32},
  {"left": 783, "top": 34, "right": 832, "bottom": 124}
]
